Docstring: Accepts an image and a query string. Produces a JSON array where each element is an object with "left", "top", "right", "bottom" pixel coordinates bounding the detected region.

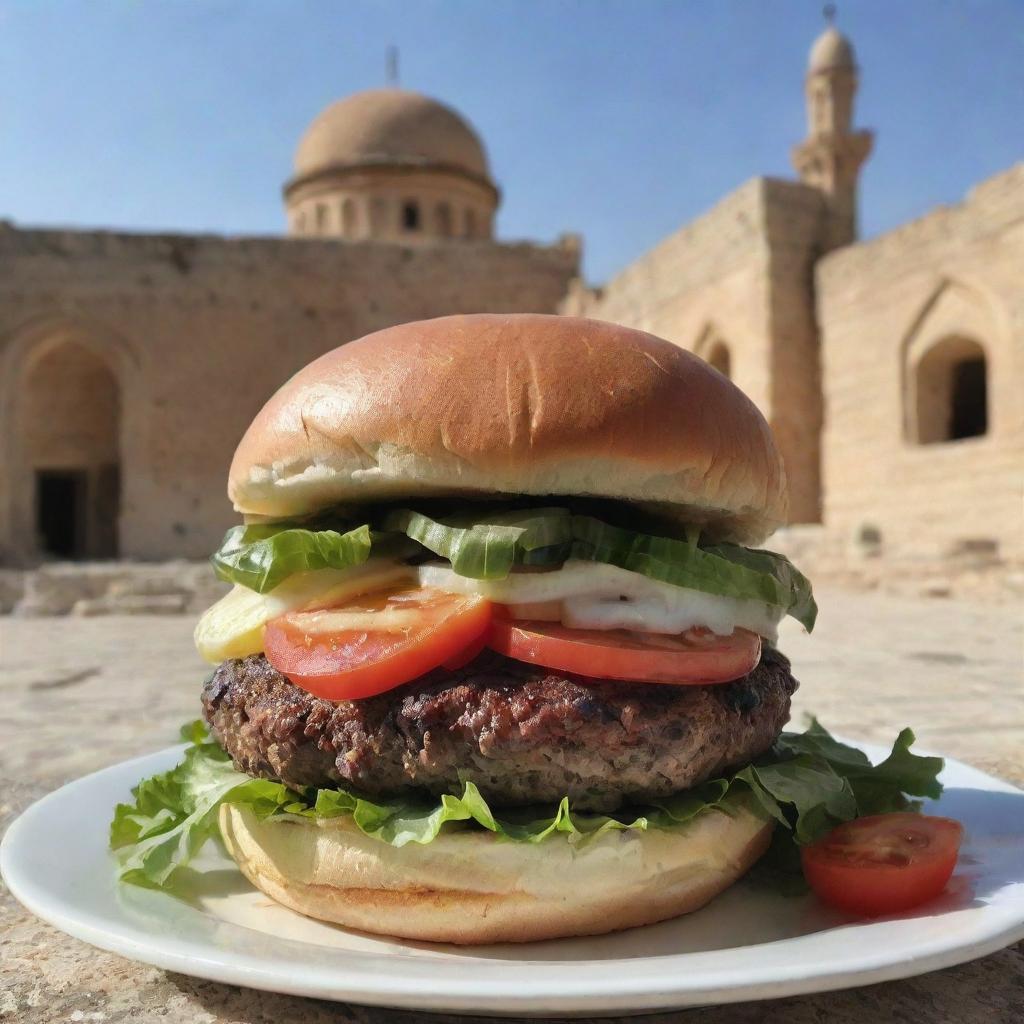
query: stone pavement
[{"left": 2, "top": 586, "right": 1022, "bottom": 1023}]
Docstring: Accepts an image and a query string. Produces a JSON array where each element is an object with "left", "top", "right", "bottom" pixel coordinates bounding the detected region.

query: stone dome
[
  {"left": 293, "top": 88, "right": 492, "bottom": 184},
  {"left": 808, "top": 26, "right": 856, "bottom": 73}
]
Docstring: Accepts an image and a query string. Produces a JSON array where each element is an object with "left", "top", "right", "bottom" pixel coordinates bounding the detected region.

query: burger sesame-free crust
[
  {"left": 202, "top": 647, "right": 797, "bottom": 813},
  {"left": 227, "top": 314, "right": 788, "bottom": 544},
  {"left": 219, "top": 795, "right": 773, "bottom": 944}
]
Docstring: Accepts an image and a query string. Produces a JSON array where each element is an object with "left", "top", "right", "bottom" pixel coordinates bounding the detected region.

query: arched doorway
[
  {"left": 912, "top": 335, "right": 988, "bottom": 444},
  {"left": 19, "top": 341, "right": 121, "bottom": 559}
]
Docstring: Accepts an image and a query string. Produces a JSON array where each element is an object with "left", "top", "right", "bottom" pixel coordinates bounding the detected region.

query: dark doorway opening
[
  {"left": 402, "top": 201, "right": 420, "bottom": 231},
  {"left": 94, "top": 463, "right": 121, "bottom": 558},
  {"left": 950, "top": 357, "right": 987, "bottom": 440},
  {"left": 36, "top": 469, "right": 88, "bottom": 558}
]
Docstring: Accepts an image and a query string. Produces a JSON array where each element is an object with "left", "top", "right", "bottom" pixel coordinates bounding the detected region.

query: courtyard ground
[{"left": 1, "top": 585, "right": 1022, "bottom": 1023}]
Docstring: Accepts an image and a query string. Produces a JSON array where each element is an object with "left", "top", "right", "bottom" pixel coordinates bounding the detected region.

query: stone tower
[
  {"left": 283, "top": 88, "right": 500, "bottom": 243},
  {"left": 791, "top": 19, "right": 873, "bottom": 251}
]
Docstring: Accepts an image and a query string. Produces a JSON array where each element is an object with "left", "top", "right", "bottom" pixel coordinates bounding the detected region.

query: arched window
[
  {"left": 294, "top": 211, "right": 306, "bottom": 233},
  {"left": 706, "top": 341, "right": 731, "bottom": 378},
  {"left": 913, "top": 336, "right": 988, "bottom": 444},
  {"left": 315, "top": 202, "right": 328, "bottom": 234},
  {"left": 463, "top": 208, "right": 477, "bottom": 239},
  {"left": 402, "top": 200, "right": 420, "bottom": 232},
  {"left": 436, "top": 202, "right": 452, "bottom": 237},
  {"left": 341, "top": 198, "right": 356, "bottom": 237}
]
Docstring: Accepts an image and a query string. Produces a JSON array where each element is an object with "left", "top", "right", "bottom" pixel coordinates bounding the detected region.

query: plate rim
[{"left": 4, "top": 743, "right": 1024, "bottom": 1014}]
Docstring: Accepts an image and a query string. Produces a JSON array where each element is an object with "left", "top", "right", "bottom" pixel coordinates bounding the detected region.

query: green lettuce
[
  {"left": 381, "top": 507, "right": 574, "bottom": 578},
  {"left": 110, "top": 719, "right": 942, "bottom": 893},
  {"left": 571, "top": 516, "right": 817, "bottom": 631},
  {"left": 209, "top": 504, "right": 817, "bottom": 631},
  {"left": 109, "top": 725, "right": 300, "bottom": 887},
  {"left": 382, "top": 507, "right": 817, "bottom": 631},
  {"left": 211, "top": 522, "right": 373, "bottom": 593}
]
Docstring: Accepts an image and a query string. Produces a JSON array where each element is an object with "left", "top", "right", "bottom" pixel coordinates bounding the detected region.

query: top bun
[{"left": 229, "top": 314, "right": 787, "bottom": 544}]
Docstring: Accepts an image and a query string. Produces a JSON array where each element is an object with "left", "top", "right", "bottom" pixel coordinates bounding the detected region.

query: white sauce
[{"left": 416, "top": 559, "right": 781, "bottom": 641}]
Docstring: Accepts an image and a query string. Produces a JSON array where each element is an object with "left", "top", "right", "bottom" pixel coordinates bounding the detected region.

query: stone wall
[
  {"left": 0, "top": 226, "right": 579, "bottom": 565},
  {"left": 4, "top": 561, "right": 228, "bottom": 616},
  {"left": 565, "top": 176, "right": 827, "bottom": 524},
  {"left": 817, "top": 164, "right": 1024, "bottom": 563},
  {"left": 763, "top": 180, "right": 827, "bottom": 523}
]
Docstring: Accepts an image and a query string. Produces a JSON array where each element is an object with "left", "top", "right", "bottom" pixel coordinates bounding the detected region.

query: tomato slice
[
  {"left": 440, "top": 630, "right": 490, "bottom": 671},
  {"left": 801, "top": 813, "right": 963, "bottom": 917},
  {"left": 264, "top": 586, "right": 492, "bottom": 700},
  {"left": 486, "top": 620, "right": 761, "bottom": 684}
]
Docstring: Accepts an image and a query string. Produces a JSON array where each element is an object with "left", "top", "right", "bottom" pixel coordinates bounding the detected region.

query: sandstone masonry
[{"left": 0, "top": 228, "right": 578, "bottom": 563}]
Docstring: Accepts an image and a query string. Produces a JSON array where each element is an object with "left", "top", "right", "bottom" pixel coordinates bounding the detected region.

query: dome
[
  {"left": 808, "top": 26, "right": 856, "bottom": 72},
  {"left": 292, "top": 88, "right": 492, "bottom": 184}
]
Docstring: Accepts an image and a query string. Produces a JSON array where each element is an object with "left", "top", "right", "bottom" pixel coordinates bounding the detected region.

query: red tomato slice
[
  {"left": 486, "top": 620, "right": 761, "bottom": 684},
  {"left": 264, "top": 586, "right": 492, "bottom": 700},
  {"left": 441, "top": 630, "right": 490, "bottom": 671},
  {"left": 801, "top": 813, "right": 963, "bottom": 917}
]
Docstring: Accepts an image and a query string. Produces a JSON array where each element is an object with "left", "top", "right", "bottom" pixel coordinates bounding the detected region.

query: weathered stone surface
[
  {"left": 0, "top": 569, "right": 23, "bottom": 613},
  {"left": 770, "top": 525, "right": 1023, "bottom": 601},
  {"left": 9, "top": 562, "right": 228, "bottom": 617},
  {"left": 817, "top": 164, "right": 1024, "bottom": 567},
  {"left": 565, "top": 176, "right": 827, "bottom": 525},
  {"left": 1, "top": 588, "right": 1022, "bottom": 1023},
  {"left": 0, "top": 228, "right": 580, "bottom": 568},
  {"left": 566, "top": 154, "right": 1024, "bottom": 569},
  {"left": 72, "top": 593, "right": 188, "bottom": 616}
]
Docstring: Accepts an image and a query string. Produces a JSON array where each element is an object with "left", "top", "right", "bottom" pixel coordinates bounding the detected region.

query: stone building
[
  {"left": 817, "top": 167, "right": 1023, "bottom": 563},
  {"left": 0, "top": 94, "right": 578, "bottom": 564},
  {"left": 1, "top": 22, "right": 1020, "bottom": 572},
  {"left": 568, "top": 24, "right": 1023, "bottom": 566}
]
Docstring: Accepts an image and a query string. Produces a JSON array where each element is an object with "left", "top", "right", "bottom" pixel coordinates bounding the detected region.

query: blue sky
[{"left": 1, "top": 1, "right": 1021, "bottom": 282}]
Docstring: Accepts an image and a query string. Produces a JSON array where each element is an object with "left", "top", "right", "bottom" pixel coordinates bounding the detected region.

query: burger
[{"left": 110, "top": 314, "right": 943, "bottom": 942}]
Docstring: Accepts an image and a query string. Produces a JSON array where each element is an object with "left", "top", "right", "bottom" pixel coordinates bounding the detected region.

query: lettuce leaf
[
  {"left": 381, "top": 507, "right": 816, "bottom": 631},
  {"left": 210, "top": 523, "right": 373, "bottom": 593},
  {"left": 109, "top": 725, "right": 298, "bottom": 887},
  {"left": 209, "top": 504, "right": 816, "bottom": 632},
  {"left": 571, "top": 516, "right": 817, "bottom": 631},
  {"left": 110, "top": 718, "right": 943, "bottom": 893},
  {"left": 381, "top": 507, "right": 573, "bottom": 579},
  {"left": 776, "top": 720, "right": 943, "bottom": 816}
]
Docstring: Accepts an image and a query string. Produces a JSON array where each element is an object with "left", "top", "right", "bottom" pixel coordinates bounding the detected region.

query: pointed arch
[
  {"left": 0, "top": 316, "right": 140, "bottom": 563},
  {"left": 899, "top": 278, "right": 1002, "bottom": 443}
]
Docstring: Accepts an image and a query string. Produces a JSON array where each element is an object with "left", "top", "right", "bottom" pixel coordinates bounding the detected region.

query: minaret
[{"left": 791, "top": 11, "right": 873, "bottom": 250}]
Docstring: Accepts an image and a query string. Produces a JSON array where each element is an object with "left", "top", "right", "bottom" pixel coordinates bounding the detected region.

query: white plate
[{"left": 3, "top": 743, "right": 1024, "bottom": 1017}]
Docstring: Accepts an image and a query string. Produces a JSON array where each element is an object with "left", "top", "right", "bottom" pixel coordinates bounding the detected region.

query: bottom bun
[{"left": 219, "top": 798, "right": 772, "bottom": 945}]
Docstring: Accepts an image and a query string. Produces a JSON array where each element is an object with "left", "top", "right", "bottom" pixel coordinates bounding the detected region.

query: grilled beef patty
[{"left": 202, "top": 647, "right": 798, "bottom": 813}]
